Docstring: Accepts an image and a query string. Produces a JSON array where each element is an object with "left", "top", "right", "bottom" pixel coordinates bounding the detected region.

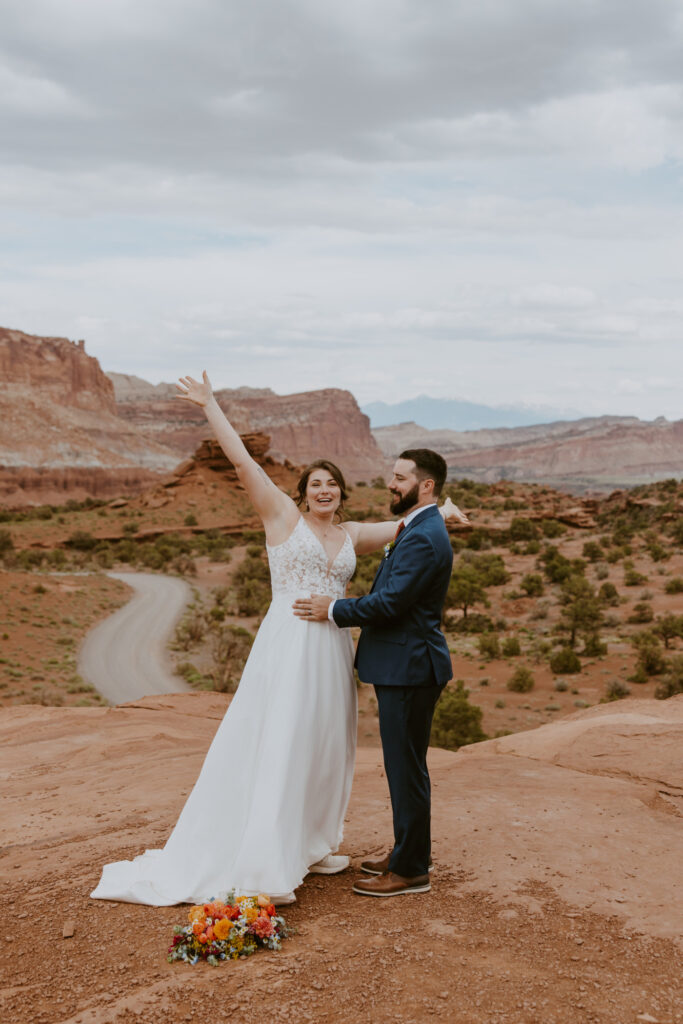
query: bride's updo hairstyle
[{"left": 296, "top": 459, "right": 348, "bottom": 521}]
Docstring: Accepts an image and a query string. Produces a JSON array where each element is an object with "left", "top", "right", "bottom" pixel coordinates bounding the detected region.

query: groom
[{"left": 294, "top": 449, "right": 454, "bottom": 897}]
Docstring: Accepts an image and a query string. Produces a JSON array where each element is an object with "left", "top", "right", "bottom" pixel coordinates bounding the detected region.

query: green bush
[
  {"left": 508, "top": 518, "right": 539, "bottom": 542},
  {"left": 655, "top": 655, "right": 683, "bottom": 699},
  {"left": 598, "top": 582, "right": 620, "bottom": 606},
  {"left": 541, "top": 519, "right": 566, "bottom": 538},
  {"left": 184, "top": 513, "right": 198, "bottom": 526},
  {"left": 654, "top": 613, "right": 683, "bottom": 649},
  {"left": 502, "top": 636, "right": 521, "bottom": 657},
  {"left": 604, "top": 680, "right": 631, "bottom": 702},
  {"left": 506, "top": 666, "right": 535, "bottom": 692},
  {"left": 664, "top": 577, "right": 683, "bottom": 595},
  {"left": 549, "top": 647, "right": 582, "bottom": 674},
  {"left": 582, "top": 541, "right": 603, "bottom": 562},
  {"left": 210, "top": 624, "right": 254, "bottom": 693},
  {"left": 624, "top": 567, "right": 647, "bottom": 586},
  {"left": 478, "top": 633, "right": 501, "bottom": 659},
  {"left": 430, "top": 680, "right": 487, "bottom": 751},
  {"left": 449, "top": 613, "right": 496, "bottom": 635},
  {"left": 520, "top": 573, "right": 544, "bottom": 597},
  {"left": 628, "top": 602, "right": 654, "bottom": 624},
  {"left": 66, "top": 530, "right": 97, "bottom": 551},
  {"left": 631, "top": 631, "right": 667, "bottom": 678},
  {"left": 583, "top": 633, "right": 607, "bottom": 657}
]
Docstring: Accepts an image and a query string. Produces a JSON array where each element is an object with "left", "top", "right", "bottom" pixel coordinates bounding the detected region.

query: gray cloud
[{"left": 0, "top": 0, "right": 682, "bottom": 420}]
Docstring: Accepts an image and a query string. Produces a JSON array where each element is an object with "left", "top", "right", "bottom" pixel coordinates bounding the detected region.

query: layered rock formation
[
  {"left": 0, "top": 329, "right": 179, "bottom": 505},
  {"left": 110, "top": 375, "right": 387, "bottom": 483},
  {"left": 374, "top": 416, "right": 683, "bottom": 490}
]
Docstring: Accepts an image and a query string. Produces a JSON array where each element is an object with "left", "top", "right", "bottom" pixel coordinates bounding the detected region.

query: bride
[{"left": 90, "top": 371, "right": 403, "bottom": 906}]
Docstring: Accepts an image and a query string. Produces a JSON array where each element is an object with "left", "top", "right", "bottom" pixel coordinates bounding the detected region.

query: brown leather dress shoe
[
  {"left": 353, "top": 872, "right": 431, "bottom": 897},
  {"left": 360, "top": 854, "right": 434, "bottom": 876}
]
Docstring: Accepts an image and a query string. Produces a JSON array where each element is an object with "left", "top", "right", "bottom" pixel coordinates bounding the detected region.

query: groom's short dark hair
[{"left": 400, "top": 449, "right": 448, "bottom": 496}]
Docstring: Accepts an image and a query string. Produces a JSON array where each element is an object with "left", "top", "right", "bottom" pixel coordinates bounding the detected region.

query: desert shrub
[
  {"left": 211, "top": 585, "right": 231, "bottom": 606},
  {"left": 175, "top": 661, "right": 212, "bottom": 689},
  {"left": 184, "top": 513, "right": 198, "bottom": 527},
  {"left": 541, "top": 519, "right": 566, "bottom": 538},
  {"left": 174, "top": 609, "right": 207, "bottom": 650},
  {"left": 209, "top": 605, "right": 226, "bottom": 622},
  {"left": 449, "top": 613, "right": 496, "bottom": 634},
  {"left": 554, "top": 679, "right": 569, "bottom": 692},
  {"left": 209, "top": 624, "right": 254, "bottom": 693},
  {"left": 66, "top": 530, "right": 97, "bottom": 551},
  {"left": 598, "top": 582, "right": 620, "bottom": 606},
  {"left": 582, "top": 633, "right": 607, "bottom": 657},
  {"left": 670, "top": 520, "right": 683, "bottom": 545},
  {"left": 445, "top": 560, "right": 490, "bottom": 620},
  {"left": 628, "top": 602, "right": 654, "bottom": 624},
  {"left": 506, "top": 666, "right": 535, "bottom": 693},
  {"left": 461, "top": 551, "right": 509, "bottom": 587},
  {"left": 647, "top": 541, "right": 670, "bottom": 563},
  {"left": 604, "top": 680, "right": 631, "bottom": 702},
  {"left": 558, "top": 575, "right": 603, "bottom": 649},
  {"left": 430, "top": 680, "right": 487, "bottom": 751},
  {"left": 246, "top": 544, "right": 265, "bottom": 558},
  {"left": 664, "top": 577, "right": 683, "bottom": 595},
  {"left": 539, "top": 545, "right": 578, "bottom": 584},
  {"left": 549, "top": 647, "right": 582, "bottom": 674},
  {"left": 594, "top": 562, "right": 609, "bottom": 580},
  {"left": 122, "top": 522, "right": 138, "bottom": 535},
  {"left": 582, "top": 541, "right": 603, "bottom": 562},
  {"left": 520, "top": 573, "right": 544, "bottom": 597},
  {"left": 235, "top": 578, "right": 271, "bottom": 617},
  {"left": 529, "top": 599, "right": 550, "bottom": 620},
  {"left": 624, "top": 567, "right": 647, "bottom": 587},
  {"left": 524, "top": 540, "right": 541, "bottom": 555},
  {"left": 655, "top": 655, "right": 683, "bottom": 699},
  {"left": 654, "top": 614, "right": 683, "bottom": 649},
  {"left": 502, "top": 636, "right": 521, "bottom": 657},
  {"left": 461, "top": 529, "right": 492, "bottom": 551},
  {"left": 478, "top": 633, "right": 501, "bottom": 659},
  {"left": 171, "top": 554, "right": 197, "bottom": 575},
  {"left": 630, "top": 631, "right": 667, "bottom": 680},
  {"left": 508, "top": 518, "right": 539, "bottom": 542}
]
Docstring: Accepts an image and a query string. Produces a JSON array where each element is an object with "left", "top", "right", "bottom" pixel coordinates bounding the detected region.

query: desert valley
[{"left": 1, "top": 328, "right": 682, "bottom": 1024}]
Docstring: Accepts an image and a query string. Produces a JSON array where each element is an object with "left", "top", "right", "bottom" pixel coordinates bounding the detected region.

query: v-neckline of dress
[{"left": 300, "top": 516, "right": 349, "bottom": 572}]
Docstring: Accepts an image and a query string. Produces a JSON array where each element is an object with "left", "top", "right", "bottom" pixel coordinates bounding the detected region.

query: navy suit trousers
[{"left": 374, "top": 682, "right": 444, "bottom": 878}]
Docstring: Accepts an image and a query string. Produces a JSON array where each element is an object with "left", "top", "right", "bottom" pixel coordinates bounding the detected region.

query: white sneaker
[{"left": 308, "top": 854, "right": 350, "bottom": 875}]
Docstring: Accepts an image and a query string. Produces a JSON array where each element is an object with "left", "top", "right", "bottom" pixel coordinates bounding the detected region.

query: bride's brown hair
[{"left": 296, "top": 459, "right": 348, "bottom": 521}]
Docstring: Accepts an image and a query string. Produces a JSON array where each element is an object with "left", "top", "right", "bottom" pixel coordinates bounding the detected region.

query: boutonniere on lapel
[
  {"left": 383, "top": 540, "right": 395, "bottom": 560},
  {"left": 383, "top": 521, "right": 406, "bottom": 559}
]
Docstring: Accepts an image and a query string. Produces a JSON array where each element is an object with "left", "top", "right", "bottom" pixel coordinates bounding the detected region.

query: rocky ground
[{"left": 1, "top": 694, "right": 681, "bottom": 1024}]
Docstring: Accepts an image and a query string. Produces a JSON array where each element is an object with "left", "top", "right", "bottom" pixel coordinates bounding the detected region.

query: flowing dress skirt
[{"left": 90, "top": 593, "right": 356, "bottom": 905}]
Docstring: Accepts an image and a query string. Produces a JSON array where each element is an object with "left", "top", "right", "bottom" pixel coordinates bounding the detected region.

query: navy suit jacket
[{"left": 332, "top": 504, "right": 454, "bottom": 687}]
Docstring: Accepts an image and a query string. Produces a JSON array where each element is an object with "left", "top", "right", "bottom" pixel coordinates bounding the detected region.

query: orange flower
[
  {"left": 244, "top": 907, "right": 258, "bottom": 924},
  {"left": 197, "top": 933, "right": 208, "bottom": 944},
  {"left": 188, "top": 906, "right": 205, "bottom": 924},
  {"left": 213, "top": 919, "right": 233, "bottom": 941},
  {"left": 257, "top": 894, "right": 271, "bottom": 908},
  {"left": 266, "top": 904, "right": 276, "bottom": 917},
  {"left": 192, "top": 921, "right": 204, "bottom": 936}
]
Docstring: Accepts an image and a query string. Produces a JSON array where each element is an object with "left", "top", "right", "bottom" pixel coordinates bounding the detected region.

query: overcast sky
[{"left": 1, "top": 0, "right": 682, "bottom": 420}]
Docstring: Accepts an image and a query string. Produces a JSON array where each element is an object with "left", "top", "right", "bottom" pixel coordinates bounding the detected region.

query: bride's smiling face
[{"left": 306, "top": 471, "right": 341, "bottom": 516}]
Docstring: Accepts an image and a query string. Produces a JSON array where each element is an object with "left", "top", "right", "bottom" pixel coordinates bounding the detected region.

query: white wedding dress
[{"left": 91, "top": 516, "right": 357, "bottom": 905}]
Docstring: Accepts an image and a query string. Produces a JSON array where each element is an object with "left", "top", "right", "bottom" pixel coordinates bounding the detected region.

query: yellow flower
[
  {"left": 257, "top": 894, "right": 271, "bottom": 907},
  {"left": 213, "top": 918, "right": 233, "bottom": 941},
  {"left": 244, "top": 907, "right": 258, "bottom": 924},
  {"left": 188, "top": 906, "right": 205, "bottom": 924}
]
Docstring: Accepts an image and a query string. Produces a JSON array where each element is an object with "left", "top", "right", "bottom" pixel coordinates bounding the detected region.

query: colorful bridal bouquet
[{"left": 167, "top": 893, "right": 291, "bottom": 965}]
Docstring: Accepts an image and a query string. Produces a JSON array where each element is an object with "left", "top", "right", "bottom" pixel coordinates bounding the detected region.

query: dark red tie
[{"left": 394, "top": 521, "right": 405, "bottom": 541}]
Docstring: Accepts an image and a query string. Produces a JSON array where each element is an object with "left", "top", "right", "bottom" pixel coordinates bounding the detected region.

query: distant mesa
[
  {"left": 373, "top": 416, "right": 683, "bottom": 492},
  {"left": 0, "top": 328, "right": 386, "bottom": 507}
]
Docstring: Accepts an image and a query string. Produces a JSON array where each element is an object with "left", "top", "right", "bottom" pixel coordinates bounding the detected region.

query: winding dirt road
[{"left": 79, "top": 571, "right": 193, "bottom": 704}]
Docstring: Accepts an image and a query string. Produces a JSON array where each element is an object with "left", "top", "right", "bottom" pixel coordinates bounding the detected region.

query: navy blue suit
[{"left": 333, "top": 504, "right": 453, "bottom": 876}]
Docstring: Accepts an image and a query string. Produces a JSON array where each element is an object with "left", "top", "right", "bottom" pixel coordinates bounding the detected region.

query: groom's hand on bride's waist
[{"left": 292, "top": 595, "right": 333, "bottom": 621}]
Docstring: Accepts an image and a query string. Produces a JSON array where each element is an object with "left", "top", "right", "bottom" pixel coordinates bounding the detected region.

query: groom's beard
[{"left": 389, "top": 482, "right": 420, "bottom": 515}]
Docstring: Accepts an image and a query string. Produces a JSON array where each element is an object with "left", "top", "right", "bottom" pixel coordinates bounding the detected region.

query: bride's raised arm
[
  {"left": 345, "top": 499, "right": 470, "bottom": 556},
  {"left": 176, "top": 372, "right": 297, "bottom": 543}
]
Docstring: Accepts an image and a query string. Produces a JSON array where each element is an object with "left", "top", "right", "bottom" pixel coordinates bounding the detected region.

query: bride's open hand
[{"left": 176, "top": 371, "right": 213, "bottom": 407}]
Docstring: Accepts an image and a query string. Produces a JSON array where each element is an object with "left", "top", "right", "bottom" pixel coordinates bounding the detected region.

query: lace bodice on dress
[{"left": 267, "top": 517, "right": 356, "bottom": 598}]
